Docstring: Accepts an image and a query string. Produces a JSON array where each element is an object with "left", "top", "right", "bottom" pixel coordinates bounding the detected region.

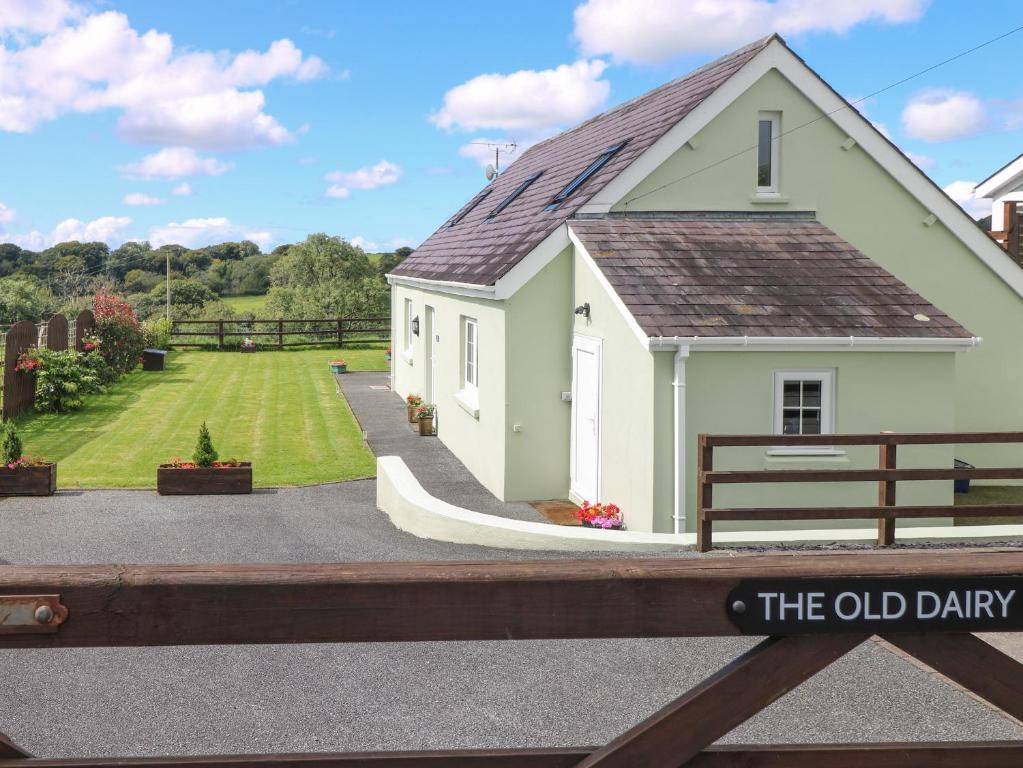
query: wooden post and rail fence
[
  {"left": 170, "top": 316, "right": 390, "bottom": 349},
  {"left": 3, "top": 552, "right": 1023, "bottom": 765},
  {"left": 697, "top": 431, "right": 1023, "bottom": 552}
]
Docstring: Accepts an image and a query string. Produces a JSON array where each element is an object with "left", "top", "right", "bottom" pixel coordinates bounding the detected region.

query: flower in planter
[
  {"left": 415, "top": 404, "right": 436, "bottom": 420},
  {"left": 1, "top": 422, "right": 48, "bottom": 469},
  {"left": 330, "top": 359, "right": 347, "bottom": 366},
  {"left": 406, "top": 394, "right": 423, "bottom": 408},
  {"left": 240, "top": 337, "right": 256, "bottom": 350},
  {"left": 15, "top": 347, "right": 42, "bottom": 373},
  {"left": 574, "top": 501, "right": 624, "bottom": 529}
]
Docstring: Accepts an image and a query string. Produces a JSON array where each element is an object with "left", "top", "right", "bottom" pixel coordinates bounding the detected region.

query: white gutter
[
  {"left": 386, "top": 273, "right": 497, "bottom": 300},
  {"left": 672, "top": 346, "right": 689, "bottom": 535},
  {"left": 647, "top": 335, "right": 982, "bottom": 352}
]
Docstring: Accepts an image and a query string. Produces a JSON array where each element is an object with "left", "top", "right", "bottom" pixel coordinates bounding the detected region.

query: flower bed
[
  {"left": 574, "top": 501, "right": 624, "bottom": 530},
  {"left": 157, "top": 422, "right": 252, "bottom": 495}
]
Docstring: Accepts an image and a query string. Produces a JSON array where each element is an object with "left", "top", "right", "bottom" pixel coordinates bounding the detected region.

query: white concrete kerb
[{"left": 375, "top": 456, "right": 1023, "bottom": 552}]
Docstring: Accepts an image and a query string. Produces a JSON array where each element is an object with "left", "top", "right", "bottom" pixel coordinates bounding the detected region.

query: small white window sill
[
  {"left": 401, "top": 348, "right": 413, "bottom": 366},
  {"left": 766, "top": 448, "right": 846, "bottom": 457},
  {"left": 455, "top": 389, "right": 479, "bottom": 419},
  {"left": 751, "top": 193, "right": 789, "bottom": 204}
]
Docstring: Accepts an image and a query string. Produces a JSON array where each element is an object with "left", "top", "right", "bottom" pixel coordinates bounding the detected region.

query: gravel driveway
[{"left": 1, "top": 486, "right": 1020, "bottom": 758}]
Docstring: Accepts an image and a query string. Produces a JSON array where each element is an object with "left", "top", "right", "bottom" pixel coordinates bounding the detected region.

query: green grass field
[
  {"left": 222, "top": 294, "right": 269, "bottom": 314},
  {"left": 14, "top": 348, "right": 388, "bottom": 488}
]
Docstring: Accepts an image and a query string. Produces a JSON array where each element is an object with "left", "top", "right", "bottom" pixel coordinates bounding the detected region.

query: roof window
[
  {"left": 448, "top": 188, "right": 492, "bottom": 227},
  {"left": 546, "top": 141, "right": 628, "bottom": 210},
  {"left": 485, "top": 171, "right": 543, "bottom": 223}
]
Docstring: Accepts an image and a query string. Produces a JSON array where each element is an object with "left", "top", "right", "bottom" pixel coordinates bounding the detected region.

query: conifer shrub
[
  {"left": 192, "top": 422, "right": 218, "bottom": 468},
  {"left": 1, "top": 422, "right": 22, "bottom": 465}
]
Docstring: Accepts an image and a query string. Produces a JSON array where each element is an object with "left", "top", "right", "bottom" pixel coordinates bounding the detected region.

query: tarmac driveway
[{"left": 0, "top": 486, "right": 1021, "bottom": 757}]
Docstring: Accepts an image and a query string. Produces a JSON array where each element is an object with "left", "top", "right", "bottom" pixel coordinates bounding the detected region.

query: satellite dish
[{"left": 484, "top": 163, "right": 497, "bottom": 181}]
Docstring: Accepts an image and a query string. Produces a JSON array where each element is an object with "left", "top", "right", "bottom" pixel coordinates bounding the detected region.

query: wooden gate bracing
[{"left": 2, "top": 552, "right": 1023, "bottom": 766}]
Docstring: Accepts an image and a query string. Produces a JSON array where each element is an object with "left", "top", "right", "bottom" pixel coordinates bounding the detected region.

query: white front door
[
  {"left": 424, "top": 306, "right": 435, "bottom": 404},
  {"left": 571, "top": 335, "right": 601, "bottom": 503}
]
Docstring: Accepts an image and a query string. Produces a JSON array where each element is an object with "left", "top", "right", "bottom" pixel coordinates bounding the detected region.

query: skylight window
[
  {"left": 546, "top": 141, "right": 628, "bottom": 210},
  {"left": 484, "top": 171, "right": 543, "bottom": 223},
  {"left": 448, "top": 188, "right": 492, "bottom": 227}
]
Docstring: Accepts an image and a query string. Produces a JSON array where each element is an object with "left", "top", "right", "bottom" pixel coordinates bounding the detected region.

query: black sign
[{"left": 727, "top": 577, "right": 1023, "bottom": 634}]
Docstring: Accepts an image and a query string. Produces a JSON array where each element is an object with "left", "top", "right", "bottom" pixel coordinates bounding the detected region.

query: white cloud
[
  {"left": 573, "top": 0, "right": 928, "bottom": 63},
  {"left": 901, "top": 89, "right": 986, "bottom": 142},
  {"left": 350, "top": 235, "right": 378, "bottom": 250},
  {"left": 943, "top": 180, "right": 988, "bottom": 219},
  {"left": 325, "top": 160, "right": 402, "bottom": 199},
  {"left": 0, "top": 215, "right": 133, "bottom": 249},
  {"left": 0, "top": 203, "right": 15, "bottom": 223},
  {"left": 0, "top": 0, "right": 80, "bottom": 34},
  {"left": 122, "top": 192, "right": 163, "bottom": 206},
  {"left": 148, "top": 217, "right": 273, "bottom": 249},
  {"left": 430, "top": 60, "right": 609, "bottom": 134},
  {"left": 905, "top": 151, "right": 935, "bottom": 170},
  {"left": 351, "top": 235, "right": 417, "bottom": 252},
  {"left": 0, "top": 9, "right": 327, "bottom": 149},
  {"left": 171, "top": 182, "right": 192, "bottom": 196},
  {"left": 118, "top": 147, "right": 232, "bottom": 180}
]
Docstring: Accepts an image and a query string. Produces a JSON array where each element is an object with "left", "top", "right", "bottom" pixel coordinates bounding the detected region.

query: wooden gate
[
  {"left": 2, "top": 320, "right": 38, "bottom": 420},
  {"left": 2, "top": 552, "right": 1023, "bottom": 765},
  {"left": 73, "top": 309, "right": 95, "bottom": 353},
  {"left": 45, "top": 314, "right": 68, "bottom": 351}
]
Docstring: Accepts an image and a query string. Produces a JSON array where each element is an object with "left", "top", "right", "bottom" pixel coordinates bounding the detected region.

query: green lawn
[
  {"left": 953, "top": 484, "right": 1023, "bottom": 525},
  {"left": 14, "top": 348, "right": 388, "bottom": 488},
  {"left": 222, "top": 294, "right": 269, "bottom": 314}
]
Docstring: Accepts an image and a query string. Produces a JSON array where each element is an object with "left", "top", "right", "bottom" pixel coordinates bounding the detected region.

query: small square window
[{"left": 773, "top": 371, "right": 834, "bottom": 437}]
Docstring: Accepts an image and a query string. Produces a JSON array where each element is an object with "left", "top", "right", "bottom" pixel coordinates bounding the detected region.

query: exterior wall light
[
  {"left": 412, "top": 316, "right": 420, "bottom": 336},
  {"left": 574, "top": 303, "right": 590, "bottom": 319}
]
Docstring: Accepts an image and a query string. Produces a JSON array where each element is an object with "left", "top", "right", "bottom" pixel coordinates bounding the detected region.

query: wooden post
[
  {"left": 278, "top": 319, "right": 284, "bottom": 349},
  {"left": 696, "top": 435, "right": 713, "bottom": 553},
  {"left": 878, "top": 437, "right": 897, "bottom": 546},
  {"left": 1005, "top": 201, "right": 1019, "bottom": 262},
  {"left": 337, "top": 318, "right": 343, "bottom": 347},
  {"left": 217, "top": 320, "right": 224, "bottom": 350}
]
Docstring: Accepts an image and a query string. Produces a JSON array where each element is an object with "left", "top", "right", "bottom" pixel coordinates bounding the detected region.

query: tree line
[{"left": 0, "top": 237, "right": 412, "bottom": 324}]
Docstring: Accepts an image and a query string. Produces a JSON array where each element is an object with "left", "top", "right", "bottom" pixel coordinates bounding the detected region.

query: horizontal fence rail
[
  {"left": 170, "top": 316, "right": 389, "bottom": 349},
  {"left": 697, "top": 431, "right": 1023, "bottom": 552},
  {"left": 3, "top": 553, "right": 1023, "bottom": 766}
]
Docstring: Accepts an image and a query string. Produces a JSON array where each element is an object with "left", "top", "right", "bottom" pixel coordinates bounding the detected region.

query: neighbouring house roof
[
  {"left": 975, "top": 152, "right": 1023, "bottom": 199},
  {"left": 570, "top": 215, "right": 974, "bottom": 339},
  {"left": 391, "top": 35, "right": 778, "bottom": 286}
]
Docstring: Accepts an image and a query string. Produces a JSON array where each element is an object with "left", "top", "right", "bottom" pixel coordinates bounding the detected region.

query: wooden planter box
[
  {"left": 418, "top": 417, "right": 435, "bottom": 436},
  {"left": 0, "top": 464, "right": 56, "bottom": 496},
  {"left": 240, "top": 346, "right": 256, "bottom": 353},
  {"left": 157, "top": 463, "right": 253, "bottom": 495}
]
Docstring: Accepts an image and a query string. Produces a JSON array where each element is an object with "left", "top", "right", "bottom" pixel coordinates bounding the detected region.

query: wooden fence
[
  {"left": 2, "top": 552, "right": 1023, "bottom": 765},
  {"left": 0, "top": 310, "right": 97, "bottom": 420},
  {"left": 171, "top": 316, "right": 390, "bottom": 348},
  {"left": 697, "top": 431, "right": 1023, "bottom": 552}
]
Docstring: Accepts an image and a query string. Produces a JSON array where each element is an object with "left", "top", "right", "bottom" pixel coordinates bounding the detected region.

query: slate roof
[
  {"left": 570, "top": 215, "right": 973, "bottom": 339},
  {"left": 392, "top": 36, "right": 778, "bottom": 285}
]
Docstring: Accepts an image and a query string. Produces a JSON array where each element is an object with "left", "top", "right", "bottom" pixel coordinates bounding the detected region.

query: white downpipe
[{"left": 672, "top": 345, "right": 689, "bottom": 535}]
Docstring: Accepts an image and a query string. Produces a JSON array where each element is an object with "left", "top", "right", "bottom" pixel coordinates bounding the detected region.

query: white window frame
[
  {"left": 756, "top": 111, "right": 781, "bottom": 195},
  {"left": 770, "top": 370, "right": 839, "bottom": 456},
  {"left": 456, "top": 315, "right": 479, "bottom": 417},
  {"left": 403, "top": 298, "right": 414, "bottom": 359}
]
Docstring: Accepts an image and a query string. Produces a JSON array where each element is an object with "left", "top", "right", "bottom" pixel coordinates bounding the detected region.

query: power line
[{"left": 623, "top": 23, "right": 1023, "bottom": 209}]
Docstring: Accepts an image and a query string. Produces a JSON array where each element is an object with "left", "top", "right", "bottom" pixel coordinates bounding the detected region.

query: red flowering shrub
[{"left": 93, "top": 290, "right": 144, "bottom": 375}]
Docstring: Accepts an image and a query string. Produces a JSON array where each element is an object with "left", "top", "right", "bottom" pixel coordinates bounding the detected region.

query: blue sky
[{"left": 1, "top": 0, "right": 1021, "bottom": 252}]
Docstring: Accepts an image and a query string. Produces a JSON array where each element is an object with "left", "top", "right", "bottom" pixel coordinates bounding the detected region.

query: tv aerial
[{"left": 471, "top": 141, "right": 517, "bottom": 181}]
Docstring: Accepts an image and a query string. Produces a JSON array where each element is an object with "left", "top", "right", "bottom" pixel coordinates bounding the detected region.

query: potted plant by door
[
  {"left": 406, "top": 394, "right": 423, "bottom": 423},
  {"left": 240, "top": 337, "right": 256, "bottom": 353},
  {"left": 329, "top": 359, "right": 347, "bottom": 374},
  {"left": 157, "top": 422, "right": 252, "bottom": 495},
  {"left": 416, "top": 404, "right": 436, "bottom": 436},
  {"left": 0, "top": 422, "right": 56, "bottom": 496},
  {"left": 574, "top": 501, "right": 624, "bottom": 530}
]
